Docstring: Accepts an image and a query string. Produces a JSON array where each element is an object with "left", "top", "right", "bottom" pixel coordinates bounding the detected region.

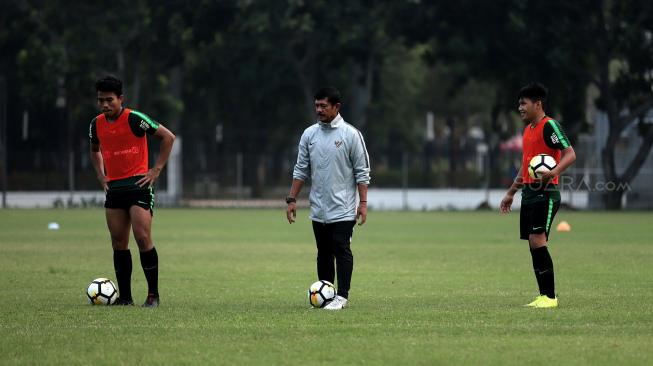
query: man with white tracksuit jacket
[{"left": 286, "top": 87, "right": 371, "bottom": 310}]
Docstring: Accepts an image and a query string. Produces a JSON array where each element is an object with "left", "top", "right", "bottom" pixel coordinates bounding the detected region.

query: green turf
[{"left": 0, "top": 209, "right": 651, "bottom": 365}]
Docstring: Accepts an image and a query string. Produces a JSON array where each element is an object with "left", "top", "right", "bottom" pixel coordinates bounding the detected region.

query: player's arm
[
  {"left": 287, "top": 131, "right": 311, "bottom": 224},
  {"left": 550, "top": 146, "right": 576, "bottom": 176},
  {"left": 127, "top": 111, "right": 175, "bottom": 187},
  {"left": 356, "top": 183, "right": 368, "bottom": 225},
  {"left": 88, "top": 118, "right": 108, "bottom": 192},
  {"left": 90, "top": 144, "right": 108, "bottom": 193},
  {"left": 350, "top": 129, "right": 370, "bottom": 225},
  {"left": 538, "top": 119, "right": 576, "bottom": 182},
  {"left": 137, "top": 124, "right": 176, "bottom": 188},
  {"left": 286, "top": 178, "right": 304, "bottom": 224},
  {"left": 500, "top": 166, "right": 523, "bottom": 214}
]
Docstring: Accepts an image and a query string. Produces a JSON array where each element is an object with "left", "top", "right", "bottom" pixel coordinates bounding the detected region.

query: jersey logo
[
  {"left": 139, "top": 120, "right": 150, "bottom": 131},
  {"left": 550, "top": 133, "right": 559, "bottom": 145},
  {"left": 113, "top": 146, "right": 140, "bottom": 156},
  {"left": 334, "top": 140, "right": 343, "bottom": 148}
]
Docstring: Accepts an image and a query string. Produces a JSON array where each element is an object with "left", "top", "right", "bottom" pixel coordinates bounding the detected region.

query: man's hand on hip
[{"left": 136, "top": 167, "right": 161, "bottom": 188}]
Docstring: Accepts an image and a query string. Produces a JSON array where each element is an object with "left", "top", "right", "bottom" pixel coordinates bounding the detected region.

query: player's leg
[
  {"left": 312, "top": 221, "right": 336, "bottom": 284},
  {"left": 529, "top": 232, "right": 552, "bottom": 298},
  {"left": 529, "top": 234, "right": 558, "bottom": 308},
  {"left": 521, "top": 202, "right": 542, "bottom": 306},
  {"left": 324, "top": 220, "right": 355, "bottom": 310},
  {"left": 331, "top": 220, "right": 355, "bottom": 299},
  {"left": 130, "top": 188, "right": 159, "bottom": 307},
  {"left": 528, "top": 198, "right": 560, "bottom": 308},
  {"left": 105, "top": 207, "right": 133, "bottom": 304}
]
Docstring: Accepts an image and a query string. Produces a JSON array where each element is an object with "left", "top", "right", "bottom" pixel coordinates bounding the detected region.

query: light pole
[
  {"left": 56, "top": 76, "right": 72, "bottom": 203},
  {"left": 0, "top": 75, "right": 7, "bottom": 208}
]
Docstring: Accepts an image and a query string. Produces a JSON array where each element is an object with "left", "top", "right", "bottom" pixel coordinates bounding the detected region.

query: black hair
[
  {"left": 314, "top": 87, "right": 342, "bottom": 105},
  {"left": 95, "top": 75, "right": 123, "bottom": 96},
  {"left": 518, "top": 82, "right": 547, "bottom": 104}
]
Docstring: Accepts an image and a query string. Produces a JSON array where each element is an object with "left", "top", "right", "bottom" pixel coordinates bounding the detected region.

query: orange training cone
[{"left": 556, "top": 221, "right": 571, "bottom": 232}]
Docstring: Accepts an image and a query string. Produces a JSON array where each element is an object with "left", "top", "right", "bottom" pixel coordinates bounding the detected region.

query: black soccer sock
[
  {"left": 140, "top": 247, "right": 159, "bottom": 296},
  {"left": 530, "top": 249, "right": 544, "bottom": 295},
  {"left": 531, "top": 246, "right": 555, "bottom": 299},
  {"left": 113, "top": 249, "right": 133, "bottom": 301}
]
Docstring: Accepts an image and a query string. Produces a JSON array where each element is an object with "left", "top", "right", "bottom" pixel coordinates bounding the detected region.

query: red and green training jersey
[
  {"left": 521, "top": 116, "right": 570, "bottom": 185},
  {"left": 89, "top": 108, "right": 159, "bottom": 183}
]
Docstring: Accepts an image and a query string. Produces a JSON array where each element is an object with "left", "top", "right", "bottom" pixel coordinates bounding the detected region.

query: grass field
[{"left": 0, "top": 209, "right": 651, "bottom": 365}]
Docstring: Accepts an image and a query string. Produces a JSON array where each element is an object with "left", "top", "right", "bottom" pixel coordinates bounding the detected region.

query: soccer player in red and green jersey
[
  {"left": 89, "top": 76, "right": 175, "bottom": 307},
  {"left": 500, "top": 82, "right": 576, "bottom": 308}
]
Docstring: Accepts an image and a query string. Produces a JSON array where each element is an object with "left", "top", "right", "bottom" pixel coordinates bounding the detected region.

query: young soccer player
[
  {"left": 500, "top": 82, "right": 576, "bottom": 308},
  {"left": 89, "top": 76, "right": 175, "bottom": 307}
]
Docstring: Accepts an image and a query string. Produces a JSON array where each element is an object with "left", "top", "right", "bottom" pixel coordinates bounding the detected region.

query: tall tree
[
  {"left": 394, "top": 0, "right": 653, "bottom": 202},
  {"left": 584, "top": 0, "right": 653, "bottom": 209},
  {"left": 392, "top": 0, "right": 591, "bottom": 187}
]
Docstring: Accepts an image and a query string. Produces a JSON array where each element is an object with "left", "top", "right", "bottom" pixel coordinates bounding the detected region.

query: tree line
[{"left": 1, "top": 0, "right": 651, "bottom": 208}]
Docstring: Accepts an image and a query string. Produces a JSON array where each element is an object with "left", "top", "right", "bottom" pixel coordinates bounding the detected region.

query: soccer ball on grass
[
  {"left": 528, "top": 154, "right": 557, "bottom": 179},
  {"left": 308, "top": 280, "right": 336, "bottom": 308},
  {"left": 87, "top": 278, "right": 118, "bottom": 305}
]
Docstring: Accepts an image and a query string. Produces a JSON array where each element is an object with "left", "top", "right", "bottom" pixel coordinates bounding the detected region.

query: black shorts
[
  {"left": 105, "top": 187, "right": 154, "bottom": 215},
  {"left": 520, "top": 198, "right": 560, "bottom": 240}
]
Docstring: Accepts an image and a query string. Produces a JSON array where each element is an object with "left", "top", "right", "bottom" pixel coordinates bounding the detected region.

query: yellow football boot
[
  {"left": 534, "top": 296, "right": 558, "bottom": 308},
  {"left": 525, "top": 295, "right": 545, "bottom": 307}
]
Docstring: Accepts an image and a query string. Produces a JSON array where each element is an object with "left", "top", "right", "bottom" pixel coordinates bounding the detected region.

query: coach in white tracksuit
[{"left": 286, "top": 87, "right": 370, "bottom": 310}]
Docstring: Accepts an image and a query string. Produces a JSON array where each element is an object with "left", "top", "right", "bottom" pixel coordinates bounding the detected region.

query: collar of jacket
[{"left": 318, "top": 114, "right": 343, "bottom": 129}]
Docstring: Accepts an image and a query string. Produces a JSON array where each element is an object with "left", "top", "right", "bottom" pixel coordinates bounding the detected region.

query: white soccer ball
[
  {"left": 528, "top": 154, "right": 557, "bottom": 179},
  {"left": 308, "top": 280, "right": 336, "bottom": 308},
  {"left": 87, "top": 278, "right": 118, "bottom": 305}
]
